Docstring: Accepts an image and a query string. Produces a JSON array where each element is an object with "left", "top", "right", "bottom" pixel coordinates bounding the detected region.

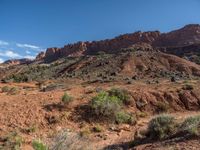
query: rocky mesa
[{"left": 35, "top": 24, "right": 200, "bottom": 63}]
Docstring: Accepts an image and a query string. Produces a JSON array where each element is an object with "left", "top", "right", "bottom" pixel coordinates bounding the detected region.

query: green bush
[
  {"left": 1, "top": 86, "right": 19, "bottom": 95},
  {"left": 115, "top": 111, "right": 136, "bottom": 125},
  {"left": 182, "top": 84, "right": 194, "bottom": 90},
  {"left": 90, "top": 90, "right": 133, "bottom": 123},
  {"left": 1, "top": 86, "right": 10, "bottom": 92},
  {"left": 80, "top": 128, "right": 91, "bottom": 137},
  {"left": 25, "top": 124, "right": 37, "bottom": 133},
  {"left": 156, "top": 102, "right": 169, "bottom": 113},
  {"left": 93, "top": 124, "right": 102, "bottom": 132},
  {"left": 2, "top": 132, "right": 23, "bottom": 150},
  {"left": 136, "top": 111, "right": 148, "bottom": 118},
  {"left": 147, "top": 114, "right": 177, "bottom": 139},
  {"left": 8, "top": 87, "right": 19, "bottom": 95},
  {"left": 50, "top": 130, "right": 90, "bottom": 150},
  {"left": 10, "top": 74, "right": 29, "bottom": 83},
  {"left": 90, "top": 91, "right": 121, "bottom": 119},
  {"left": 108, "top": 88, "right": 131, "bottom": 105},
  {"left": 180, "top": 115, "right": 200, "bottom": 136},
  {"left": 32, "top": 140, "right": 48, "bottom": 150},
  {"left": 97, "top": 51, "right": 106, "bottom": 56},
  {"left": 61, "top": 92, "right": 73, "bottom": 106}
]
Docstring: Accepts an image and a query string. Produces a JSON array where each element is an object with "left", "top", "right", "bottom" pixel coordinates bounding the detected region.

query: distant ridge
[{"left": 3, "top": 24, "right": 200, "bottom": 64}]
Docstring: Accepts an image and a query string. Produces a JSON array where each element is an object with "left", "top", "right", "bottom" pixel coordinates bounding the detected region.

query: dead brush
[{"left": 49, "top": 130, "right": 91, "bottom": 150}]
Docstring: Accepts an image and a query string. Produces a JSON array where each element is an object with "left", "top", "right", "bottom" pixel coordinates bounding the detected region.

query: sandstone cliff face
[
  {"left": 84, "top": 31, "right": 160, "bottom": 55},
  {"left": 44, "top": 47, "right": 61, "bottom": 62},
  {"left": 36, "top": 52, "right": 45, "bottom": 60},
  {"left": 36, "top": 24, "right": 200, "bottom": 62},
  {"left": 36, "top": 31, "right": 160, "bottom": 62},
  {"left": 153, "top": 24, "right": 200, "bottom": 47}
]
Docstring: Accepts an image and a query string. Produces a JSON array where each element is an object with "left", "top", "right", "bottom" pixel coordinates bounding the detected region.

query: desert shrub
[
  {"left": 9, "top": 74, "right": 29, "bottom": 83},
  {"left": 90, "top": 91, "right": 121, "bottom": 119},
  {"left": 108, "top": 88, "right": 131, "bottom": 105},
  {"left": 156, "top": 102, "right": 169, "bottom": 113},
  {"left": 170, "top": 76, "right": 176, "bottom": 82},
  {"left": 61, "top": 92, "right": 73, "bottom": 106},
  {"left": 50, "top": 130, "right": 91, "bottom": 150},
  {"left": 90, "top": 90, "right": 134, "bottom": 123},
  {"left": 25, "top": 124, "right": 37, "bottom": 133},
  {"left": 136, "top": 111, "right": 148, "bottom": 118},
  {"left": 36, "top": 81, "right": 45, "bottom": 89},
  {"left": 8, "top": 87, "right": 19, "bottom": 95},
  {"left": 1, "top": 86, "right": 10, "bottom": 92},
  {"left": 80, "top": 128, "right": 91, "bottom": 137},
  {"left": 147, "top": 114, "right": 177, "bottom": 139},
  {"left": 93, "top": 124, "right": 102, "bottom": 132},
  {"left": 95, "top": 87, "right": 103, "bottom": 93},
  {"left": 1, "top": 132, "right": 23, "bottom": 150},
  {"left": 42, "top": 84, "right": 63, "bottom": 92},
  {"left": 32, "top": 140, "right": 48, "bottom": 150},
  {"left": 180, "top": 115, "right": 200, "bottom": 136},
  {"left": 126, "top": 80, "right": 132, "bottom": 84},
  {"left": 1, "top": 86, "right": 19, "bottom": 95},
  {"left": 121, "top": 47, "right": 137, "bottom": 52},
  {"left": 115, "top": 111, "right": 136, "bottom": 125},
  {"left": 97, "top": 51, "right": 106, "bottom": 56},
  {"left": 182, "top": 84, "right": 194, "bottom": 90}
]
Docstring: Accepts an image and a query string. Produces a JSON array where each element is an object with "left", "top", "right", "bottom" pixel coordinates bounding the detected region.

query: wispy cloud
[
  {"left": 16, "top": 43, "right": 40, "bottom": 50},
  {"left": 0, "top": 50, "right": 22, "bottom": 58},
  {"left": 0, "top": 40, "right": 44, "bottom": 60},
  {"left": 0, "top": 58, "right": 4, "bottom": 63},
  {"left": 25, "top": 50, "right": 31, "bottom": 54},
  {"left": 0, "top": 40, "right": 9, "bottom": 46}
]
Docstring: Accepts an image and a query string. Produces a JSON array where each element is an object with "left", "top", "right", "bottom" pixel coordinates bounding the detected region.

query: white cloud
[
  {"left": 25, "top": 50, "right": 31, "bottom": 54},
  {"left": 24, "top": 55, "right": 35, "bottom": 60},
  {"left": 0, "top": 40, "right": 43, "bottom": 60},
  {"left": 16, "top": 43, "right": 40, "bottom": 49},
  {"left": 0, "top": 40, "right": 9, "bottom": 46},
  {"left": 0, "top": 50, "right": 22, "bottom": 58},
  {"left": 0, "top": 58, "right": 4, "bottom": 63}
]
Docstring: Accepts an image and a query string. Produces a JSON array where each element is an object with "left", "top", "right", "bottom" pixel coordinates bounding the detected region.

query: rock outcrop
[
  {"left": 153, "top": 24, "right": 200, "bottom": 47},
  {"left": 36, "top": 52, "right": 45, "bottom": 60},
  {"left": 35, "top": 24, "right": 200, "bottom": 63},
  {"left": 36, "top": 31, "right": 161, "bottom": 62}
]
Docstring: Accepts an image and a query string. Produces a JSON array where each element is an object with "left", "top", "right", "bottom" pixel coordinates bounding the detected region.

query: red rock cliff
[
  {"left": 37, "top": 31, "right": 160, "bottom": 62},
  {"left": 36, "top": 24, "right": 200, "bottom": 62}
]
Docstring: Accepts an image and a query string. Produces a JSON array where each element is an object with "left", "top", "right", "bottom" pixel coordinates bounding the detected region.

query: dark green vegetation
[
  {"left": 0, "top": 132, "right": 23, "bottom": 150},
  {"left": 147, "top": 114, "right": 176, "bottom": 139},
  {"left": 61, "top": 92, "right": 73, "bottom": 106},
  {"left": 182, "top": 84, "right": 194, "bottom": 90},
  {"left": 2, "top": 57, "right": 80, "bottom": 82},
  {"left": 1, "top": 50, "right": 195, "bottom": 84},
  {"left": 2, "top": 54, "right": 121, "bottom": 82},
  {"left": 115, "top": 111, "right": 136, "bottom": 124},
  {"left": 1, "top": 86, "right": 19, "bottom": 95},
  {"left": 155, "top": 102, "right": 170, "bottom": 113},
  {"left": 180, "top": 115, "right": 200, "bottom": 136},
  {"left": 134, "top": 114, "right": 200, "bottom": 145},
  {"left": 89, "top": 88, "right": 136, "bottom": 124},
  {"left": 32, "top": 140, "right": 48, "bottom": 150}
]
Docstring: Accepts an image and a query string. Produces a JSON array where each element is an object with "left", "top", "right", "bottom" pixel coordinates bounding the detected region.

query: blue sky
[{"left": 0, "top": 0, "right": 200, "bottom": 62}]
